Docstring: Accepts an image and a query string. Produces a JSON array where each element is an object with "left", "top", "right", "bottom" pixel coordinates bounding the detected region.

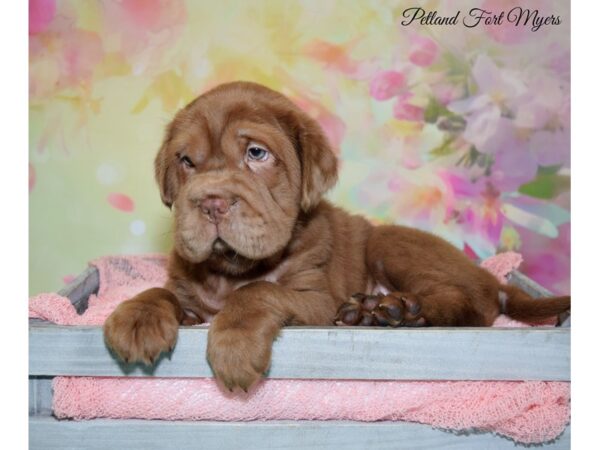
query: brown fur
[{"left": 104, "top": 81, "right": 570, "bottom": 391}]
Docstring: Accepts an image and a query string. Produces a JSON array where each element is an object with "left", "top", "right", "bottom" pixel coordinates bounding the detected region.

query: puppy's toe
[
  {"left": 400, "top": 293, "right": 422, "bottom": 317},
  {"left": 374, "top": 292, "right": 427, "bottom": 327},
  {"left": 335, "top": 294, "right": 382, "bottom": 326},
  {"left": 207, "top": 326, "right": 271, "bottom": 392},
  {"left": 103, "top": 293, "right": 180, "bottom": 365}
]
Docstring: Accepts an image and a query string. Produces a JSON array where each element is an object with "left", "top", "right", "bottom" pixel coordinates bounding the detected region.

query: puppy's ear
[
  {"left": 154, "top": 125, "right": 179, "bottom": 209},
  {"left": 292, "top": 110, "right": 339, "bottom": 212}
]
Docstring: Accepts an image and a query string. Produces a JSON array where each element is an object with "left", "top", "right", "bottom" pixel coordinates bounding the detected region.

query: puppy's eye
[
  {"left": 178, "top": 154, "right": 195, "bottom": 168},
  {"left": 246, "top": 144, "right": 269, "bottom": 162}
]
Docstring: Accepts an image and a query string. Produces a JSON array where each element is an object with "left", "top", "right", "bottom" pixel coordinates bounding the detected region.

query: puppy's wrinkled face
[{"left": 155, "top": 82, "right": 338, "bottom": 275}]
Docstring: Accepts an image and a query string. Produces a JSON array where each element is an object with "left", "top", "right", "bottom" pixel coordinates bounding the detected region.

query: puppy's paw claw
[
  {"left": 207, "top": 326, "right": 271, "bottom": 392},
  {"left": 103, "top": 295, "right": 180, "bottom": 366},
  {"left": 334, "top": 293, "right": 383, "bottom": 326},
  {"left": 335, "top": 292, "right": 427, "bottom": 328}
]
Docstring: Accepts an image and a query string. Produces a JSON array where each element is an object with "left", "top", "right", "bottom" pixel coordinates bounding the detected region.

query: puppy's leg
[
  {"left": 103, "top": 287, "right": 187, "bottom": 365},
  {"left": 207, "top": 281, "right": 335, "bottom": 391},
  {"left": 364, "top": 225, "right": 495, "bottom": 327},
  {"left": 336, "top": 288, "right": 484, "bottom": 327}
]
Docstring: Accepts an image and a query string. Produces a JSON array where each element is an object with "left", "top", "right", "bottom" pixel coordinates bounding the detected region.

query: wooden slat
[
  {"left": 508, "top": 270, "right": 553, "bottom": 297},
  {"left": 51, "top": 264, "right": 571, "bottom": 327},
  {"left": 29, "top": 324, "right": 570, "bottom": 380},
  {"left": 57, "top": 266, "right": 99, "bottom": 314},
  {"left": 29, "top": 416, "right": 570, "bottom": 450},
  {"left": 29, "top": 377, "right": 53, "bottom": 416}
]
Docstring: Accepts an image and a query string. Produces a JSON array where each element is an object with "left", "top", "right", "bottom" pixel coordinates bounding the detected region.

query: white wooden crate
[{"left": 29, "top": 267, "right": 570, "bottom": 449}]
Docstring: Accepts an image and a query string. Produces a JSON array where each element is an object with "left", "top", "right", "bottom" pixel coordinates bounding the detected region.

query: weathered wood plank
[
  {"left": 57, "top": 266, "right": 99, "bottom": 314},
  {"left": 52, "top": 265, "right": 572, "bottom": 326},
  {"left": 508, "top": 270, "right": 553, "bottom": 298},
  {"left": 29, "top": 377, "right": 53, "bottom": 416},
  {"left": 28, "top": 416, "right": 570, "bottom": 450},
  {"left": 29, "top": 324, "right": 570, "bottom": 380}
]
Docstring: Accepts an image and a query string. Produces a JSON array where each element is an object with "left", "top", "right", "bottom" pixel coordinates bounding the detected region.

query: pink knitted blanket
[{"left": 29, "top": 253, "right": 570, "bottom": 444}]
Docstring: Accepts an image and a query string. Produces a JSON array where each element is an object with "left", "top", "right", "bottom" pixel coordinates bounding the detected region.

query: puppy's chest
[{"left": 193, "top": 264, "right": 288, "bottom": 320}]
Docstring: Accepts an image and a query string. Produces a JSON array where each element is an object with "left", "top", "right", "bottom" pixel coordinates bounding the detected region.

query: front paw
[
  {"left": 103, "top": 288, "right": 181, "bottom": 365},
  {"left": 207, "top": 324, "right": 272, "bottom": 392}
]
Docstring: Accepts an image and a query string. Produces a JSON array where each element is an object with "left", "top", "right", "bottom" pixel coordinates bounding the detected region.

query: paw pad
[{"left": 335, "top": 292, "right": 427, "bottom": 327}]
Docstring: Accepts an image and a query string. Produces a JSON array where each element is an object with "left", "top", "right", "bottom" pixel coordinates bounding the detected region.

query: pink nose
[{"left": 200, "top": 196, "right": 230, "bottom": 223}]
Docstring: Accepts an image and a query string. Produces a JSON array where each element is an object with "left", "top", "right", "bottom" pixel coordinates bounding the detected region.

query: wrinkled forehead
[
  {"left": 173, "top": 93, "right": 285, "bottom": 143},
  {"left": 166, "top": 92, "right": 300, "bottom": 169}
]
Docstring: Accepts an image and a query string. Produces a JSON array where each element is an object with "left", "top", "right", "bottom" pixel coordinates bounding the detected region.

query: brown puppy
[{"left": 104, "top": 81, "right": 570, "bottom": 391}]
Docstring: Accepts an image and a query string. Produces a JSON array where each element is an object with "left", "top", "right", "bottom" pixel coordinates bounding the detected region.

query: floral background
[{"left": 29, "top": 0, "right": 570, "bottom": 295}]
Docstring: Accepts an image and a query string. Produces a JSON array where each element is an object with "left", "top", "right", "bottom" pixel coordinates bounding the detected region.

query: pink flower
[
  {"left": 438, "top": 170, "right": 505, "bottom": 245},
  {"left": 491, "top": 138, "right": 539, "bottom": 192},
  {"left": 29, "top": 0, "right": 56, "bottom": 35},
  {"left": 408, "top": 35, "right": 439, "bottom": 67},
  {"left": 461, "top": 117, "right": 569, "bottom": 191},
  {"left": 517, "top": 223, "right": 570, "bottom": 294},
  {"left": 437, "top": 164, "right": 570, "bottom": 255},
  {"left": 121, "top": 0, "right": 166, "bottom": 29},
  {"left": 317, "top": 114, "right": 346, "bottom": 151},
  {"left": 513, "top": 73, "right": 569, "bottom": 130},
  {"left": 431, "top": 82, "right": 462, "bottom": 105},
  {"left": 29, "top": 25, "right": 104, "bottom": 98},
  {"left": 446, "top": 55, "right": 570, "bottom": 191},
  {"left": 101, "top": 0, "right": 186, "bottom": 72},
  {"left": 530, "top": 128, "right": 570, "bottom": 167},
  {"left": 369, "top": 71, "right": 406, "bottom": 101},
  {"left": 393, "top": 94, "right": 424, "bottom": 122},
  {"left": 482, "top": 0, "right": 541, "bottom": 45},
  {"left": 61, "top": 30, "right": 104, "bottom": 87},
  {"left": 291, "top": 95, "right": 346, "bottom": 152},
  {"left": 448, "top": 55, "right": 527, "bottom": 151}
]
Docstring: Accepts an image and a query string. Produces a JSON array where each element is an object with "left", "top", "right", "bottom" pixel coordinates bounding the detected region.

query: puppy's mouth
[
  {"left": 212, "top": 237, "right": 256, "bottom": 265},
  {"left": 212, "top": 237, "right": 238, "bottom": 261},
  {"left": 207, "top": 237, "right": 258, "bottom": 275}
]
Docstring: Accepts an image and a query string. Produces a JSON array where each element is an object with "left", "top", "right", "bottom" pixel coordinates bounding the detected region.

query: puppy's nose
[{"left": 200, "top": 196, "right": 230, "bottom": 223}]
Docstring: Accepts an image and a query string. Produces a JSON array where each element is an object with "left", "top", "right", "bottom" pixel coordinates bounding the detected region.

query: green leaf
[
  {"left": 537, "top": 165, "right": 562, "bottom": 176},
  {"left": 423, "top": 98, "right": 445, "bottom": 123},
  {"left": 442, "top": 52, "right": 471, "bottom": 78},
  {"left": 456, "top": 146, "right": 487, "bottom": 168},
  {"left": 518, "top": 174, "right": 570, "bottom": 199},
  {"left": 424, "top": 96, "right": 465, "bottom": 125},
  {"left": 429, "top": 137, "right": 455, "bottom": 158}
]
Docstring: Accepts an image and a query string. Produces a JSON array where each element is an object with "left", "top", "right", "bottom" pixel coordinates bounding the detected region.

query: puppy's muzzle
[{"left": 198, "top": 195, "right": 230, "bottom": 224}]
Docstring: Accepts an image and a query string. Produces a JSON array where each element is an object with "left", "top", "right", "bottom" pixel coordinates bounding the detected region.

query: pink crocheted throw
[{"left": 29, "top": 252, "right": 570, "bottom": 444}]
